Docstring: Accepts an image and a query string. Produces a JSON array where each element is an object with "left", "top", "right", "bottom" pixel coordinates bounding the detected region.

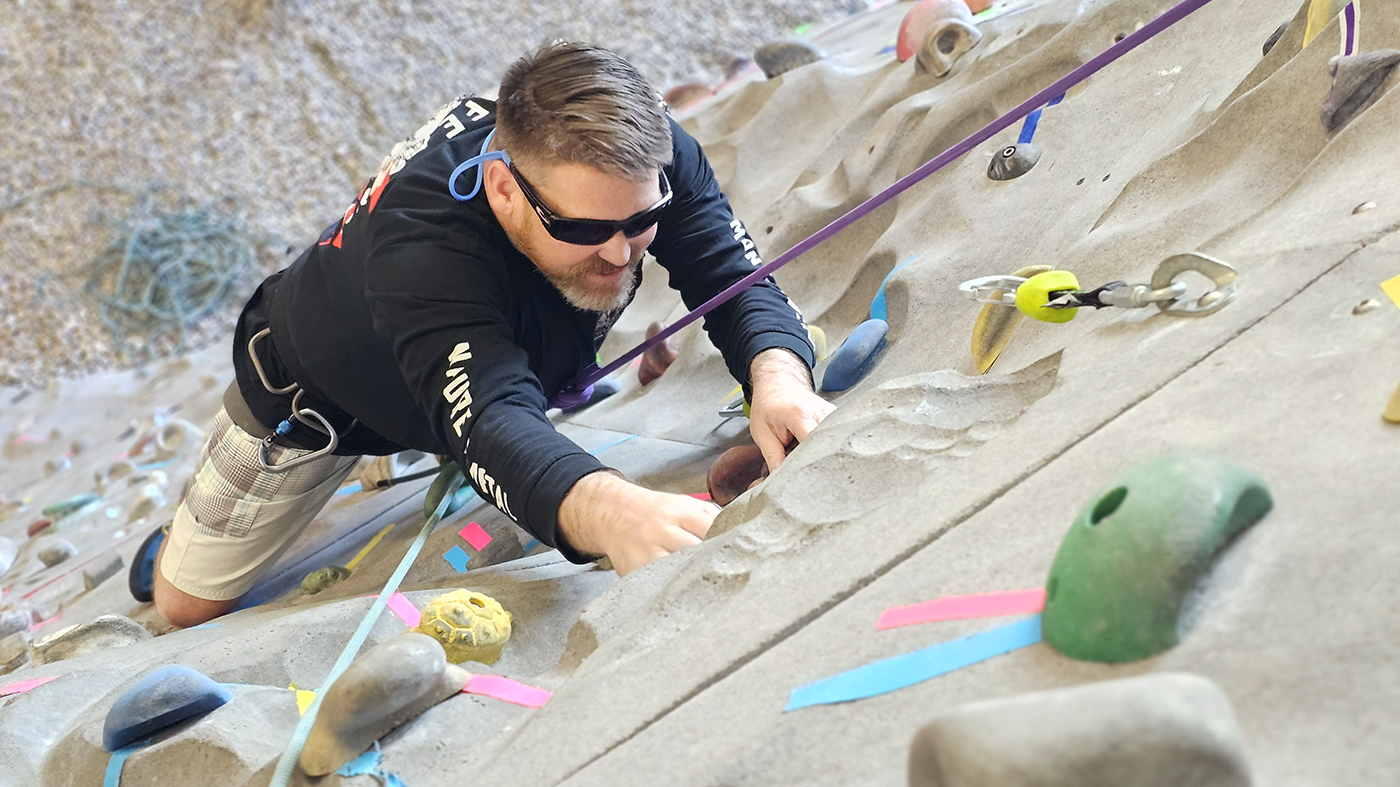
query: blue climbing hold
[
  {"left": 870, "top": 255, "right": 917, "bottom": 321},
  {"left": 821, "top": 319, "right": 889, "bottom": 393},
  {"left": 103, "top": 665, "right": 231, "bottom": 752}
]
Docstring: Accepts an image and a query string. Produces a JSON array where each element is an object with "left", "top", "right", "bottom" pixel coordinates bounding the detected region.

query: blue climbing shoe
[{"left": 128, "top": 520, "right": 172, "bottom": 603}]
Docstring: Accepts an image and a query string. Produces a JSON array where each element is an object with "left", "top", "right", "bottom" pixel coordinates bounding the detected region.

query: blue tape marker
[
  {"left": 523, "top": 538, "right": 540, "bottom": 552},
  {"left": 870, "top": 255, "right": 919, "bottom": 321},
  {"left": 337, "top": 742, "right": 382, "bottom": 776},
  {"left": 589, "top": 433, "right": 638, "bottom": 455},
  {"left": 333, "top": 481, "right": 363, "bottom": 497},
  {"left": 1015, "top": 93, "right": 1065, "bottom": 145},
  {"left": 785, "top": 615, "right": 1043, "bottom": 711},
  {"left": 877, "top": 44, "right": 896, "bottom": 55},
  {"left": 442, "top": 545, "right": 471, "bottom": 573},
  {"left": 385, "top": 774, "right": 409, "bottom": 787},
  {"left": 103, "top": 740, "right": 150, "bottom": 787},
  {"left": 190, "top": 622, "right": 221, "bottom": 630}
]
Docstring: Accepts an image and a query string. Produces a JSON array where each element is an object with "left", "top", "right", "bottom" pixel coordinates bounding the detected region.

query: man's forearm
[
  {"left": 557, "top": 469, "right": 629, "bottom": 557},
  {"left": 749, "top": 346, "right": 815, "bottom": 395}
]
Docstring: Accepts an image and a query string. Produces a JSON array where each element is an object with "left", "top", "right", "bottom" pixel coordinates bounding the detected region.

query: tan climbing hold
[
  {"left": 414, "top": 589, "right": 512, "bottom": 665},
  {"left": 300, "top": 633, "right": 470, "bottom": 776},
  {"left": 1384, "top": 382, "right": 1400, "bottom": 424}
]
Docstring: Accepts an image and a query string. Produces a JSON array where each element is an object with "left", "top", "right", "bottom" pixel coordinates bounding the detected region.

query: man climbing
[{"left": 134, "top": 41, "right": 834, "bottom": 627}]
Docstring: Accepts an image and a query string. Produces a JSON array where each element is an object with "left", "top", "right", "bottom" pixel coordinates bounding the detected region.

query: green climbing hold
[
  {"left": 1042, "top": 453, "right": 1272, "bottom": 663},
  {"left": 423, "top": 462, "right": 476, "bottom": 520},
  {"left": 42, "top": 492, "right": 100, "bottom": 520}
]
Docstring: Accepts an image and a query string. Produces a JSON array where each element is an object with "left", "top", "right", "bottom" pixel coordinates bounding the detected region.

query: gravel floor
[{"left": 0, "top": 0, "right": 859, "bottom": 388}]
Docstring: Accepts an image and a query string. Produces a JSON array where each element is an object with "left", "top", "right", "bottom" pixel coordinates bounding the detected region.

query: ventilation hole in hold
[
  {"left": 1089, "top": 487, "right": 1128, "bottom": 526},
  {"left": 469, "top": 597, "right": 486, "bottom": 608},
  {"left": 937, "top": 30, "right": 959, "bottom": 54},
  {"left": 1046, "top": 577, "right": 1058, "bottom": 602}
]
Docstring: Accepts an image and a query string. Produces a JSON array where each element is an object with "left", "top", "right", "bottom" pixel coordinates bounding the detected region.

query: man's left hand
[{"left": 747, "top": 347, "right": 836, "bottom": 473}]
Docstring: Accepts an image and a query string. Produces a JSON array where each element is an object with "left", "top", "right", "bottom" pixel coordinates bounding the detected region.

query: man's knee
[{"left": 152, "top": 574, "right": 236, "bottom": 628}]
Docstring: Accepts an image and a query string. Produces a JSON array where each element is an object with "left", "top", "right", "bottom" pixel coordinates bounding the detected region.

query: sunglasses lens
[{"left": 551, "top": 221, "right": 616, "bottom": 246}]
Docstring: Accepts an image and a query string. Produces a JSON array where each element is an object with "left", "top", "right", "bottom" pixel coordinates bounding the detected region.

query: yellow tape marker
[
  {"left": 345, "top": 522, "right": 396, "bottom": 571},
  {"left": 717, "top": 384, "right": 743, "bottom": 406},
  {"left": 289, "top": 683, "right": 317, "bottom": 715},
  {"left": 1380, "top": 274, "right": 1400, "bottom": 309}
]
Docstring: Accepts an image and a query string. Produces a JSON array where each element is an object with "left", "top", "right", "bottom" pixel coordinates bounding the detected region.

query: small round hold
[
  {"left": 1353, "top": 299, "right": 1381, "bottom": 315},
  {"left": 1353, "top": 201, "right": 1377, "bottom": 214},
  {"left": 988, "top": 143, "right": 1042, "bottom": 181}
]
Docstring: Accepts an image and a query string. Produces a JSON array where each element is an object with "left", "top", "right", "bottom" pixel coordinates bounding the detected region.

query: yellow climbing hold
[
  {"left": 1384, "top": 382, "right": 1400, "bottom": 424},
  {"left": 289, "top": 683, "right": 316, "bottom": 715},
  {"left": 806, "top": 324, "right": 829, "bottom": 363},
  {"left": 1303, "top": 0, "right": 1349, "bottom": 47},
  {"left": 414, "top": 589, "right": 513, "bottom": 665},
  {"left": 1015, "top": 270, "right": 1080, "bottom": 324},
  {"left": 972, "top": 264, "right": 1052, "bottom": 374}
]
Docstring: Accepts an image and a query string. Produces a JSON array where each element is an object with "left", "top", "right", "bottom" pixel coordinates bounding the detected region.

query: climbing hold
[
  {"left": 36, "top": 538, "right": 79, "bottom": 568},
  {"left": 971, "top": 264, "right": 1052, "bottom": 374},
  {"left": 31, "top": 614, "right": 152, "bottom": 665},
  {"left": 95, "top": 460, "right": 139, "bottom": 493},
  {"left": 0, "top": 630, "right": 30, "bottom": 672},
  {"left": 42, "top": 492, "right": 99, "bottom": 521},
  {"left": 821, "top": 319, "right": 889, "bottom": 393},
  {"left": 423, "top": 462, "right": 476, "bottom": 520},
  {"left": 707, "top": 445, "right": 770, "bottom": 506},
  {"left": 43, "top": 456, "right": 71, "bottom": 477},
  {"left": 1353, "top": 200, "right": 1377, "bottom": 214},
  {"left": 103, "top": 664, "right": 231, "bottom": 752},
  {"left": 663, "top": 82, "right": 710, "bottom": 108},
  {"left": 1262, "top": 20, "right": 1288, "bottom": 55},
  {"left": 908, "top": 672, "right": 1252, "bottom": 787},
  {"left": 753, "top": 40, "right": 826, "bottom": 79},
  {"left": 26, "top": 518, "right": 52, "bottom": 538},
  {"left": 1014, "top": 270, "right": 1079, "bottom": 323},
  {"left": 0, "top": 536, "right": 15, "bottom": 576},
  {"left": 987, "top": 143, "right": 1042, "bottom": 181},
  {"left": 301, "top": 565, "right": 352, "bottom": 595},
  {"left": 562, "top": 375, "right": 622, "bottom": 412},
  {"left": 300, "top": 633, "right": 470, "bottom": 776},
  {"left": 127, "top": 483, "right": 167, "bottom": 523},
  {"left": 357, "top": 450, "right": 427, "bottom": 490},
  {"left": 83, "top": 550, "right": 125, "bottom": 591},
  {"left": 807, "top": 324, "right": 829, "bottom": 363},
  {"left": 639, "top": 321, "right": 679, "bottom": 386},
  {"left": 1320, "top": 50, "right": 1400, "bottom": 131},
  {"left": 153, "top": 418, "right": 205, "bottom": 461},
  {"left": 0, "top": 605, "right": 38, "bottom": 639},
  {"left": 1383, "top": 381, "right": 1400, "bottom": 423},
  {"left": 1353, "top": 299, "right": 1380, "bottom": 314},
  {"left": 415, "top": 589, "right": 513, "bottom": 665},
  {"left": 898, "top": 0, "right": 982, "bottom": 76},
  {"left": 1042, "top": 454, "right": 1273, "bottom": 663}
]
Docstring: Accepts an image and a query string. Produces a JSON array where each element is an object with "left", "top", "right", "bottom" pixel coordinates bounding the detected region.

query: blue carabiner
[{"left": 448, "top": 129, "right": 512, "bottom": 202}]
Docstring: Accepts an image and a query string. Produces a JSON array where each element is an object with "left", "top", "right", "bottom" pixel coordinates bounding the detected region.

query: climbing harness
[
  {"left": 959, "top": 253, "right": 1238, "bottom": 324},
  {"left": 246, "top": 328, "right": 358, "bottom": 472},
  {"left": 558, "top": 0, "right": 1224, "bottom": 400}
]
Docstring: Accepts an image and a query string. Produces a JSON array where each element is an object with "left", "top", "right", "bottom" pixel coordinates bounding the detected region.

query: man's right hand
[{"left": 558, "top": 470, "right": 720, "bottom": 576}]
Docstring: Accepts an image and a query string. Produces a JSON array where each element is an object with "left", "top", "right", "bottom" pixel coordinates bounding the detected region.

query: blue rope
[{"left": 266, "top": 474, "right": 463, "bottom": 787}]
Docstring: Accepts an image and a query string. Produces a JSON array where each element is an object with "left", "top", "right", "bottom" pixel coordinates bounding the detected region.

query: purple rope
[{"left": 568, "top": 0, "right": 1218, "bottom": 395}]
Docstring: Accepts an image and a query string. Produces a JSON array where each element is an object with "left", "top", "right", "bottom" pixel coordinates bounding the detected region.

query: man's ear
[{"left": 482, "top": 159, "right": 518, "bottom": 215}]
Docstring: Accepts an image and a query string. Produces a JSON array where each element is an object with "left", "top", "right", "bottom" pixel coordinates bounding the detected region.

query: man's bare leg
[{"left": 152, "top": 538, "right": 237, "bottom": 628}]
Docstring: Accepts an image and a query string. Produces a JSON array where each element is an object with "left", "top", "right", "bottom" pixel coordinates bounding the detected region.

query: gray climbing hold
[
  {"left": 300, "top": 565, "right": 352, "bottom": 595},
  {"left": 29, "top": 614, "right": 152, "bottom": 665},
  {"left": 43, "top": 456, "right": 72, "bottom": 476},
  {"left": 83, "top": 550, "right": 125, "bottom": 591},
  {"left": 0, "top": 604, "right": 38, "bottom": 639},
  {"left": 36, "top": 538, "right": 78, "bottom": 568},
  {"left": 1262, "top": 20, "right": 1288, "bottom": 56},
  {"left": 1320, "top": 49, "right": 1400, "bottom": 131},
  {"left": 822, "top": 319, "right": 889, "bottom": 393},
  {"left": 127, "top": 484, "right": 167, "bottom": 523},
  {"left": 103, "top": 664, "right": 232, "bottom": 751},
  {"left": 988, "top": 143, "right": 1042, "bottom": 181},
  {"left": 754, "top": 40, "right": 826, "bottom": 79},
  {"left": 908, "top": 672, "right": 1253, "bottom": 787},
  {"left": 300, "top": 632, "right": 470, "bottom": 776}
]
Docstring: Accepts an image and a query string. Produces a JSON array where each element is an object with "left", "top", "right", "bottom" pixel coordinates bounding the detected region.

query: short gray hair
[{"left": 495, "top": 42, "right": 672, "bottom": 181}]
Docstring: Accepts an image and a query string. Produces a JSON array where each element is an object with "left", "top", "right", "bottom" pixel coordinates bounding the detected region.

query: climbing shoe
[{"left": 128, "top": 520, "right": 172, "bottom": 603}]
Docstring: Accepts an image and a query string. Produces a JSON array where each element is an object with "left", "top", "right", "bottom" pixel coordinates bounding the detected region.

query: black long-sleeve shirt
[{"left": 231, "top": 95, "right": 814, "bottom": 561}]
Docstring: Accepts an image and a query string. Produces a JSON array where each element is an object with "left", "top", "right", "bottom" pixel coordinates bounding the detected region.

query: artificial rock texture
[{"left": 2, "top": 0, "right": 1400, "bottom": 784}]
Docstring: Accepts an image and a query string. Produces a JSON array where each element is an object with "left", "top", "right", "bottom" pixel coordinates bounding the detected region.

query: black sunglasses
[{"left": 508, "top": 161, "right": 673, "bottom": 246}]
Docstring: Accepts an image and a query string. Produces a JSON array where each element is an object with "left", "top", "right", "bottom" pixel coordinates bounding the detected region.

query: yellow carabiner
[{"left": 1015, "top": 270, "right": 1080, "bottom": 323}]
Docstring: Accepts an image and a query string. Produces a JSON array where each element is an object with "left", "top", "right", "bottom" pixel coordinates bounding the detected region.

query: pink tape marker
[
  {"left": 688, "top": 492, "right": 712, "bottom": 501},
  {"left": 387, "top": 593, "right": 421, "bottom": 628},
  {"left": 876, "top": 588, "right": 1046, "bottom": 630},
  {"left": 0, "top": 675, "right": 60, "bottom": 697},
  {"left": 458, "top": 522, "right": 493, "bottom": 552},
  {"left": 463, "top": 675, "right": 552, "bottom": 708}
]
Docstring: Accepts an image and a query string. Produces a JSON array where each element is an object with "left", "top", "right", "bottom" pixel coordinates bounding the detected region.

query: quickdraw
[{"left": 960, "top": 253, "right": 1238, "bottom": 324}]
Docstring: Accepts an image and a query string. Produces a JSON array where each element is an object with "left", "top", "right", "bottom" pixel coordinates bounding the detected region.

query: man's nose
[{"left": 596, "top": 231, "right": 633, "bottom": 267}]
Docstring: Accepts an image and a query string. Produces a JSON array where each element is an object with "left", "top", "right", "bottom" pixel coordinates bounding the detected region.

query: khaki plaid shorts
[{"left": 159, "top": 408, "right": 360, "bottom": 601}]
